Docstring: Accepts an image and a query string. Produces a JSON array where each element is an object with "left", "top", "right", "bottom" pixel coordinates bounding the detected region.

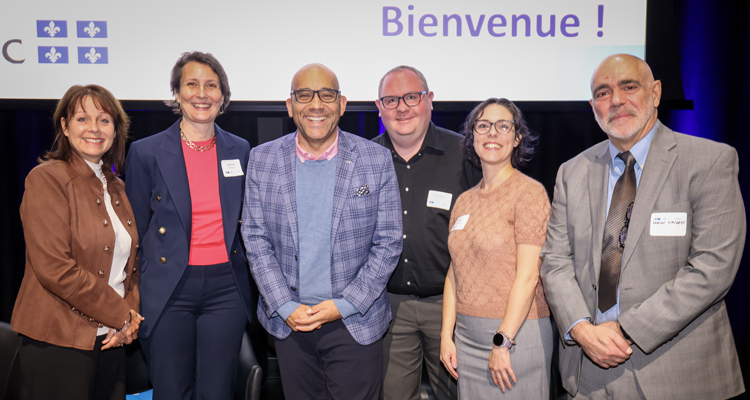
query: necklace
[{"left": 180, "top": 129, "right": 216, "bottom": 152}]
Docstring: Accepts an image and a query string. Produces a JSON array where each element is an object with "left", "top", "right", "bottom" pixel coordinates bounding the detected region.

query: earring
[
  {"left": 219, "top": 104, "right": 225, "bottom": 114},
  {"left": 176, "top": 102, "right": 181, "bottom": 112}
]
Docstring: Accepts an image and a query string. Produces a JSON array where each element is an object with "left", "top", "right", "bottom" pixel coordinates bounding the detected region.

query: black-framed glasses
[
  {"left": 473, "top": 119, "right": 515, "bottom": 135},
  {"left": 379, "top": 91, "right": 427, "bottom": 109},
  {"left": 619, "top": 202, "right": 634, "bottom": 248},
  {"left": 291, "top": 89, "right": 340, "bottom": 103}
]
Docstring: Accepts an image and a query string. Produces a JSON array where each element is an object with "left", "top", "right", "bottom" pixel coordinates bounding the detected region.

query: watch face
[{"left": 493, "top": 333, "right": 505, "bottom": 347}]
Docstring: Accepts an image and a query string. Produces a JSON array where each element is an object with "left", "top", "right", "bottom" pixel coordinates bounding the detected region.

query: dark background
[{"left": 1, "top": 0, "right": 749, "bottom": 396}]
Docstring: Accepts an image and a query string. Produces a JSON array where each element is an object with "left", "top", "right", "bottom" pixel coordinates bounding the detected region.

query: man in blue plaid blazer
[{"left": 241, "top": 64, "right": 403, "bottom": 399}]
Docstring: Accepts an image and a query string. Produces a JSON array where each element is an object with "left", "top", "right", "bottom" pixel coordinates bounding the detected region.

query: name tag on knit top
[
  {"left": 451, "top": 214, "right": 470, "bottom": 231},
  {"left": 221, "top": 159, "right": 244, "bottom": 177},
  {"left": 426, "top": 190, "right": 453, "bottom": 211},
  {"left": 650, "top": 212, "right": 687, "bottom": 236}
]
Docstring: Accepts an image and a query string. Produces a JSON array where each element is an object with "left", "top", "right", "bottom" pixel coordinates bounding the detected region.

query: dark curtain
[{"left": 1, "top": 0, "right": 749, "bottom": 396}]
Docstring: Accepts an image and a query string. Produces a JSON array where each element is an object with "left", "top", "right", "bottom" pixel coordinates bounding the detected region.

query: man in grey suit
[{"left": 540, "top": 54, "right": 745, "bottom": 399}]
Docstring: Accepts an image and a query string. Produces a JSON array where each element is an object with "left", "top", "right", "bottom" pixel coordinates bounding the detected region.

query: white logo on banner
[
  {"left": 45, "top": 47, "right": 62, "bottom": 63},
  {"left": 43, "top": 21, "right": 60, "bottom": 37},
  {"left": 83, "top": 22, "right": 100, "bottom": 38},
  {"left": 84, "top": 48, "right": 101, "bottom": 63}
]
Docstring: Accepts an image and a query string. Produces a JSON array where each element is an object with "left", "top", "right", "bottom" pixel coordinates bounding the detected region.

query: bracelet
[
  {"left": 115, "top": 311, "right": 133, "bottom": 332},
  {"left": 498, "top": 331, "right": 517, "bottom": 346}
]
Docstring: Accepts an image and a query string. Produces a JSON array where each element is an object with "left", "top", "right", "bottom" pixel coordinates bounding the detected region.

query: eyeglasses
[
  {"left": 291, "top": 89, "right": 340, "bottom": 103},
  {"left": 473, "top": 119, "right": 515, "bottom": 135},
  {"left": 379, "top": 91, "right": 427, "bottom": 109},
  {"left": 619, "top": 202, "right": 634, "bottom": 248}
]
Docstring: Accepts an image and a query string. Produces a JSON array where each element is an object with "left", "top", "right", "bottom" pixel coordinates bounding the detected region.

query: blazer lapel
[
  {"left": 280, "top": 134, "right": 298, "bottom": 250},
  {"left": 588, "top": 144, "right": 610, "bottom": 284},
  {"left": 331, "top": 130, "right": 356, "bottom": 245},
  {"left": 621, "top": 123, "right": 677, "bottom": 269},
  {"left": 215, "top": 125, "right": 240, "bottom": 256},
  {"left": 156, "top": 120, "right": 192, "bottom": 240}
]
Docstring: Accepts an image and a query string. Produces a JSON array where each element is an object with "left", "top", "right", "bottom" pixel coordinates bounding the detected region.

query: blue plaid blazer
[{"left": 241, "top": 130, "right": 402, "bottom": 345}]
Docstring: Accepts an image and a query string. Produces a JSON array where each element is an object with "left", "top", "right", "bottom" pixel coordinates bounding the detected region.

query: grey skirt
[{"left": 454, "top": 314, "right": 553, "bottom": 399}]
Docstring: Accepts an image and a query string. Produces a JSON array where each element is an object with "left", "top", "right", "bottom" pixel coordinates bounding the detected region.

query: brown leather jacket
[{"left": 11, "top": 153, "right": 140, "bottom": 350}]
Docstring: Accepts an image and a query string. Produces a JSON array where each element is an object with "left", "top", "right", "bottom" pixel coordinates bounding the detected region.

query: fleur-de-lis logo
[
  {"left": 45, "top": 47, "right": 62, "bottom": 63},
  {"left": 83, "top": 22, "right": 100, "bottom": 38},
  {"left": 43, "top": 21, "right": 61, "bottom": 37},
  {"left": 85, "top": 48, "right": 101, "bottom": 63}
]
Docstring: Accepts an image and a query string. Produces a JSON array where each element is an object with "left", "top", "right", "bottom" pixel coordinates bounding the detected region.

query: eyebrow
[{"left": 618, "top": 79, "right": 642, "bottom": 87}]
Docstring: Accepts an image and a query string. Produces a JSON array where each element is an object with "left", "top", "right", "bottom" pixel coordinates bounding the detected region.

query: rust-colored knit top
[{"left": 448, "top": 170, "right": 551, "bottom": 320}]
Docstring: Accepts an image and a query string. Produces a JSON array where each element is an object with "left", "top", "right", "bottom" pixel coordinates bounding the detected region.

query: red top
[{"left": 182, "top": 138, "right": 228, "bottom": 265}]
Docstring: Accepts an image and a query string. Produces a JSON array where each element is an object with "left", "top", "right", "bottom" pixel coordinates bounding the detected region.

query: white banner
[{"left": 0, "top": 0, "right": 646, "bottom": 101}]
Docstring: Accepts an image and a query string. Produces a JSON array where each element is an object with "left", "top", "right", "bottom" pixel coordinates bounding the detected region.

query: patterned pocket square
[{"left": 355, "top": 184, "right": 370, "bottom": 196}]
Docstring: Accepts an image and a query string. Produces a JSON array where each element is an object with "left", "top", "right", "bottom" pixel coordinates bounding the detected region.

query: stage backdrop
[{"left": 1, "top": 0, "right": 645, "bottom": 101}]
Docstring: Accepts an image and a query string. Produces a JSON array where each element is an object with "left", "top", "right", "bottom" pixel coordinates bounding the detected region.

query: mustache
[{"left": 607, "top": 106, "right": 636, "bottom": 123}]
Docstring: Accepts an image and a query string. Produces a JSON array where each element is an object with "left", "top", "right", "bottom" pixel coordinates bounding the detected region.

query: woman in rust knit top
[
  {"left": 440, "top": 98, "right": 552, "bottom": 399},
  {"left": 125, "top": 52, "right": 253, "bottom": 399}
]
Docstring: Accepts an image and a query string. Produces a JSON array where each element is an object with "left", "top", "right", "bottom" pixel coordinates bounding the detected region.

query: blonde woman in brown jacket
[{"left": 11, "top": 85, "right": 144, "bottom": 400}]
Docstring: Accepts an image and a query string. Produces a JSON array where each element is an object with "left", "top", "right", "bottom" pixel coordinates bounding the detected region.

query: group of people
[{"left": 9, "top": 50, "right": 745, "bottom": 400}]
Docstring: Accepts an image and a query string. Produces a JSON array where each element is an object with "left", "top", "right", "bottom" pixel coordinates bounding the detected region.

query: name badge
[
  {"left": 452, "top": 214, "right": 470, "bottom": 231},
  {"left": 221, "top": 159, "right": 244, "bottom": 177},
  {"left": 650, "top": 212, "right": 687, "bottom": 236},
  {"left": 426, "top": 190, "right": 453, "bottom": 211}
]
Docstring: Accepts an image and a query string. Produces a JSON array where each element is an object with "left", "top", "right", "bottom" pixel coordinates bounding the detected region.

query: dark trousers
[
  {"left": 274, "top": 320, "right": 383, "bottom": 400},
  {"left": 19, "top": 334, "right": 126, "bottom": 400},
  {"left": 141, "top": 262, "right": 247, "bottom": 400}
]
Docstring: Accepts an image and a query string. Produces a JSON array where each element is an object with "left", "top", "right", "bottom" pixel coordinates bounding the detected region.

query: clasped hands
[
  {"left": 101, "top": 309, "right": 145, "bottom": 350},
  {"left": 285, "top": 300, "right": 342, "bottom": 332},
  {"left": 570, "top": 320, "right": 633, "bottom": 368}
]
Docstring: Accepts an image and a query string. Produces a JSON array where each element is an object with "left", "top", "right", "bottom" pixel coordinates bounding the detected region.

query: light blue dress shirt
[{"left": 565, "top": 124, "right": 657, "bottom": 340}]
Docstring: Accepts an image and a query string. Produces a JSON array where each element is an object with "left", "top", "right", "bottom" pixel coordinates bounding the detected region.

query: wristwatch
[{"left": 492, "top": 330, "right": 516, "bottom": 349}]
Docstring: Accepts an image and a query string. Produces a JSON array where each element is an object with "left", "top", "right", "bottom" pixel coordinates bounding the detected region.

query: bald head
[
  {"left": 589, "top": 54, "right": 662, "bottom": 152},
  {"left": 291, "top": 63, "right": 340, "bottom": 91},
  {"left": 591, "top": 54, "right": 655, "bottom": 95}
]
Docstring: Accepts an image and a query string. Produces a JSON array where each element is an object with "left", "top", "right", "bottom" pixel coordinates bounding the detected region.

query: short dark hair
[
  {"left": 378, "top": 65, "right": 429, "bottom": 97},
  {"left": 165, "top": 51, "right": 231, "bottom": 114},
  {"left": 460, "top": 98, "right": 538, "bottom": 169},
  {"left": 43, "top": 84, "right": 130, "bottom": 174}
]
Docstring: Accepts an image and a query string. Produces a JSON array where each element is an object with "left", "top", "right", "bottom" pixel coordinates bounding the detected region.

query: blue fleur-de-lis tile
[
  {"left": 36, "top": 20, "right": 67, "bottom": 38},
  {"left": 77, "top": 21, "right": 107, "bottom": 38},
  {"left": 38, "top": 46, "right": 69, "bottom": 64},
  {"left": 78, "top": 47, "right": 108, "bottom": 64}
]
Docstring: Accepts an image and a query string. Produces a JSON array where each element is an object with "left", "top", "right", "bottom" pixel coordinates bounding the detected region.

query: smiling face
[
  {"left": 376, "top": 69, "right": 433, "bottom": 141},
  {"left": 590, "top": 54, "right": 662, "bottom": 151},
  {"left": 473, "top": 104, "right": 520, "bottom": 170},
  {"left": 286, "top": 64, "right": 347, "bottom": 150},
  {"left": 175, "top": 61, "right": 224, "bottom": 127},
  {"left": 62, "top": 96, "right": 115, "bottom": 164}
]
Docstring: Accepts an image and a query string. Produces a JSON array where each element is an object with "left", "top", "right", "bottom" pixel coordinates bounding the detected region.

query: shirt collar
[
  {"left": 295, "top": 130, "right": 339, "bottom": 163},
  {"left": 608, "top": 121, "right": 658, "bottom": 170}
]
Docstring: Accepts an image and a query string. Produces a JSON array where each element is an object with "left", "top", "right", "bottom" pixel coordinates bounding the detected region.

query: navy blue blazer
[{"left": 125, "top": 119, "right": 253, "bottom": 338}]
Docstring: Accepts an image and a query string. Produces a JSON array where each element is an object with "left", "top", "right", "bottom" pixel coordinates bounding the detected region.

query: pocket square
[{"left": 355, "top": 184, "right": 370, "bottom": 196}]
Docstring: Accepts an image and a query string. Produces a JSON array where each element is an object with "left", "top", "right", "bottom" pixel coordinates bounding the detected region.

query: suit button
[
  {"left": 238, "top": 219, "right": 242, "bottom": 224},
  {"left": 71, "top": 306, "right": 77, "bottom": 311},
  {"left": 104, "top": 246, "right": 110, "bottom": 251},
  {"left": 294, "top": 255, "right": 298, "bottom": 261},
  {"left": 135, "top": 244, "right": 139, "bottom": 249},
  {"left": 97, "top": 323, "right": 104, "bottom": 328},
  {"left": 127, "top": 219, "right": 132, "bottom": 226},
  {"left": 592, "top": 284, "right": 597, "bottom": 290},
  {"left": 133, "top": 267, "right": 137, "bottom": 272},
  {"left": 96, "top": 198, "right": 101, "bottom": 205},
  {"left": 98, "top": 270, "right": 105, "bottom": 275},
  {"left": 103, "top": 219, "right": 108, "bottom": 226},
  {"left": 160, "top": 257, "right": 167, "bottom": 264},
  {"left": 115, "top": 199, "right": 120, "bottom": 206},
  {"left": 88, "top": 318, "right": 95, "bottom": 322},
  {"left": 159, "top": 227, "right": 166, "bottom": 234},
  {"left": 290, "top": 286, "right": 297, "bottom": 291},
  {"left": 233, "top": 249, "right": 238, "bottom": 254},
  {"left": 157, "top": 195, "right": 162, "bottom": 202}
]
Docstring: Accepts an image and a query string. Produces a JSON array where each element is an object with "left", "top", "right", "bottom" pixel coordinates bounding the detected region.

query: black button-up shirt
[{"left": 372, "top": 123, "right": 482, "bottom": 296}]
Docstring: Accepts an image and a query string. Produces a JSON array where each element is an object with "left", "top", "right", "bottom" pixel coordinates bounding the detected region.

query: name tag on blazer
[
  {"left": 452, "top": 214, "right": 470, "bottom": 231},
  {"left": 427, "top": 190, "right": 452, "bottom": 211},
  {"left": 650, "top": 212, "right": 687, "bottom": 236},
  {"left": 221, "top": 159, "right": 244, "bottom": 177}
]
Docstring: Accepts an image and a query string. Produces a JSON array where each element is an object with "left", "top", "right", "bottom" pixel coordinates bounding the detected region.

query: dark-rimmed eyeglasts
[
  {"left": 473, "top": 119, "right": 515, "bottom": 135},
  {"left": 291, "top": 89, "right": 340, "bottom": 103},
  {"left": 379, "top": 91, "right": 428, "bottom": 109}
]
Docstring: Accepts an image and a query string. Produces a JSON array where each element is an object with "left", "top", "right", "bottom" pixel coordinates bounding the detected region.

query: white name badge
[
  {"left": 650, "top": 212, "right": 687, "bottom": 236},
  {"left": 221, "top": 159, "right": 244, "bottom": 177},
  {"left": 452, "top": 214, "right": 470, "bottom": 231},
  {"left": 426, "top": 190, "right": 453, "bottom": 211}
]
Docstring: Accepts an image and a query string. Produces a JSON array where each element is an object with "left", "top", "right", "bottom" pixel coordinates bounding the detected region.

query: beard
[{"left": 597, "top": 103, "right": 656, "bottom": 140}]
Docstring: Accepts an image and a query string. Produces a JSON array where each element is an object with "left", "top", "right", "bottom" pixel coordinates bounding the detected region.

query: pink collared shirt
[{"left": 295, "top": 131, "right": 339, "bottom": 163}]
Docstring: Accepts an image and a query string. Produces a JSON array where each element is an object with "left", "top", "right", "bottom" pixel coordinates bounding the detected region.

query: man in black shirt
[{"left": 372, "top": 66, "right": 481, "bottom": 400}]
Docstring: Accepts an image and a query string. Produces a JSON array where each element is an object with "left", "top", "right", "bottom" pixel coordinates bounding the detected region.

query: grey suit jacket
[{"left": 540, "top": 121, "right": 745, "bottom": 399}]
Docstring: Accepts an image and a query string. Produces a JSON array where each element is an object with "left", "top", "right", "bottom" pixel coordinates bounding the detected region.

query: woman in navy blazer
[{"left": 125, "top": 51, "right": 253, "bottom": 400}]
